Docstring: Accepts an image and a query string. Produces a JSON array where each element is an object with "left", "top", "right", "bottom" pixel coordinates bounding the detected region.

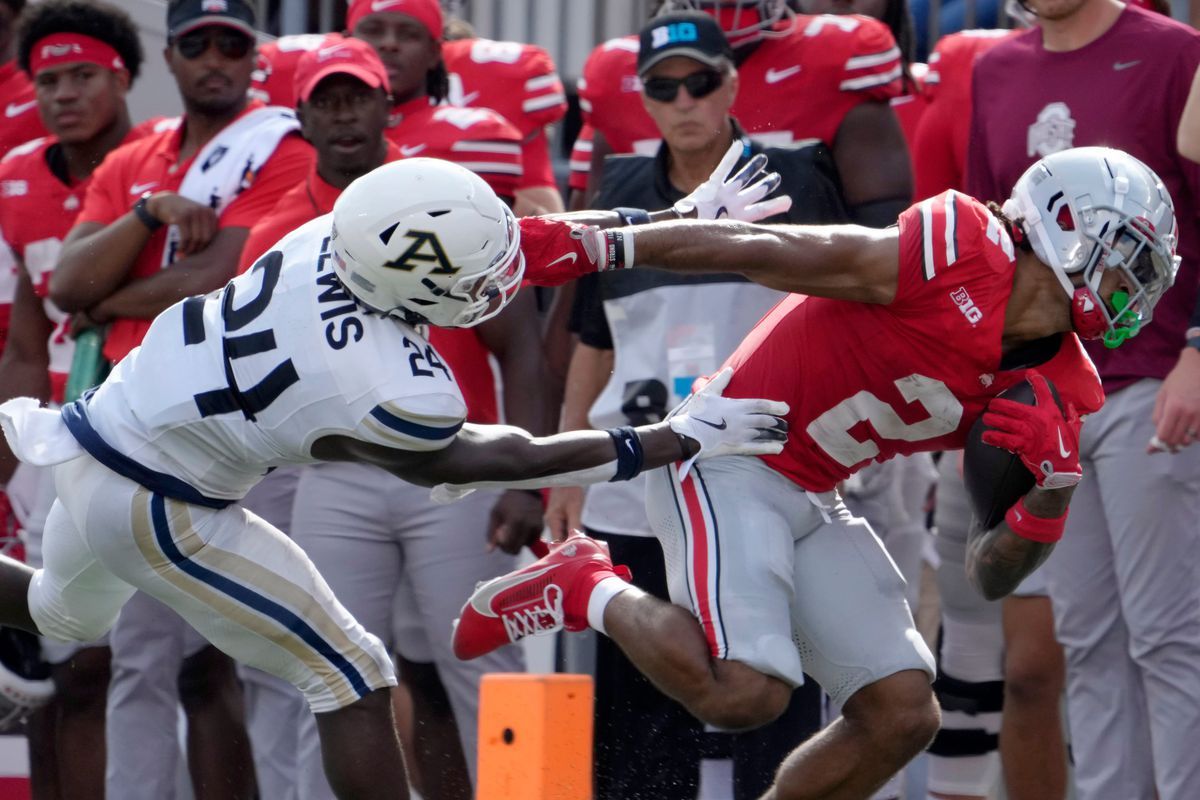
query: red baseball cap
[
  {"left": 345, "top": 0, "right": 443, "bottom": 41},
  {"left": 293, "top": 34, "right": 391, "bottom": 103}
]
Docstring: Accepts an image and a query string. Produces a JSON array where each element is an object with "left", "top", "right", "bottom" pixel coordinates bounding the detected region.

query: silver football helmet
[
  {"left": 658, "top": 1, "right": 795, "bottom": 44},
  {"left": 330, "top": 158, "right": 524, "bottom": 329},
  {"left": 1001, "top": 146, "right": 1179, "bottom": 347}
]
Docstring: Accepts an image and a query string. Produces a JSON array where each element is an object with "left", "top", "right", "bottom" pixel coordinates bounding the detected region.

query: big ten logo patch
[
  {"left": 651, "top": 21, "right": 698, "bottom": 50},
  {"left": 950, "top": 286, "right": 983, "bottom": 324}
]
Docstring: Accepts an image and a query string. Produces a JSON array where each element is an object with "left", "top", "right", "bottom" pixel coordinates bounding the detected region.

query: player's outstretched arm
[
  {"left": 965, "top": 485, "right": 1073, "bottom": 601},
  {"left": 310, "top": 369, "right": 788, "bottom": 496}
]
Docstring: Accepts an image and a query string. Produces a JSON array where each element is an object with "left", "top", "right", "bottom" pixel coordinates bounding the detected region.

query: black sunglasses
[
  {"left": 174, "top": 28, "right": 253, "bottom": 60},
  {"left": 642, "top": 69, "right": 724, "bottom": 103}
]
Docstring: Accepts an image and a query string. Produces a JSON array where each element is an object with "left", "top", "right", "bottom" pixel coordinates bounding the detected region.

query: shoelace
[{"left": 502, "top": 584, "right": 565, "bottom": 643}]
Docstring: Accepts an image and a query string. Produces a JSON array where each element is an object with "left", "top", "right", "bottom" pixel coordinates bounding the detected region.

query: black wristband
[
  {"left": 133, "top": 193, "right": 163, "bottom": 232},
  {"left": 613, "top": 207, "right": 651, "bottom": 226},
  {"left": 606, "top": 426, "right": 644, "bottom": 482}
]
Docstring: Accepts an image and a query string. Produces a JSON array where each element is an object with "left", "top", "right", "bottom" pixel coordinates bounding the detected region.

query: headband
[{"left": 29, "top": 33, "right": 126, "bottom": 76}]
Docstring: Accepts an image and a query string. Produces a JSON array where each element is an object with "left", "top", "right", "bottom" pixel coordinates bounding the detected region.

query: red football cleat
[{"left": 452, "top": 532, "right": 631, "bottom": 660}]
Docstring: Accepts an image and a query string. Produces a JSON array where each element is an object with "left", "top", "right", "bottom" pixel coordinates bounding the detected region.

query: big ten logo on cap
[
  {"left": 651, "top": 21, "right": 699, "bottom": 50},
  {"left": 202, "top": 0, "right": 230, "bottom": 12}
]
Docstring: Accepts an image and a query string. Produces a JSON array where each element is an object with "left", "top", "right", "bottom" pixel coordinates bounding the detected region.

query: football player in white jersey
[{"left": 0, "top": 156, "right": 789, "bottom": 799}]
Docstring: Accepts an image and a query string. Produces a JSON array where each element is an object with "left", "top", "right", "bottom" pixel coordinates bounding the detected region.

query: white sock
[{"left": 586, "top": 575, "right": 632, "bottom": 635}]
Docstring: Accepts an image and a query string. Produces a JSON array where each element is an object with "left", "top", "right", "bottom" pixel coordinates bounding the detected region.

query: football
[{"left": 963, "top": 377, "right": 1062, "bottom": 530}]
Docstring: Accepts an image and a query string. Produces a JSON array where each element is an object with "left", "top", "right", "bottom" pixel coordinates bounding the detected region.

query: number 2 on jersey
[{"left": 807, "top": 374, "right": 963, "bottom": 467}]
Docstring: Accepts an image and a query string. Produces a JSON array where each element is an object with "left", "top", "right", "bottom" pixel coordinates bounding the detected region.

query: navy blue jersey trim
[
  {"left": 61, "top": 399, "right": 234, "bottom": 510},
  {"left": 368, "top": 405, "right": 463, "bottom": 440}
]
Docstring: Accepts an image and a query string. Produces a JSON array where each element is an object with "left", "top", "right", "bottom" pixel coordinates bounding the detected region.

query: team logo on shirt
[
  {"left": 950, "top": 286, "right": 982, "bottom": 324},
  {"left": 1026, "top": 102, "right": 1075, "bottom": 158},
  {"left": 1, "top": 180, "right": 27, "bottom": 197},
  {"left": 381, "top": 229, "right": 457, "bottom": 275}
]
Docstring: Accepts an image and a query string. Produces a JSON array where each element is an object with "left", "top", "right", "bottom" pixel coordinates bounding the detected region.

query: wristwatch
[
  {"left": 1186, "top": 326, "right": 1200, "bottom": 353},
  {"left": 132, "top": 191, "right": 163, "bottom": 232}
]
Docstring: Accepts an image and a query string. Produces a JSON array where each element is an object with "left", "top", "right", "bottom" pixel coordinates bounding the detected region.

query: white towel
[
  {"left": 0, "top": 398, "right": 83, "bottom": 467},
  {"left": 162, "top": 105, "right": 300, "bottom": 267}
]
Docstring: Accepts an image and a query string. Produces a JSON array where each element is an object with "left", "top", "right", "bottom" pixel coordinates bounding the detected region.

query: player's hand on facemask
[
  {"left": 517, "top": 216, "right": 609, "bottom": 286},
  {"left": 668, "top": 367, "right": 790, "bottom": 478},
  {"left": 981, "top": 371, "right": 1083, "bottom": 489},
  {"left": 673, "top": 141, "right": 794, "bottom": 222}
]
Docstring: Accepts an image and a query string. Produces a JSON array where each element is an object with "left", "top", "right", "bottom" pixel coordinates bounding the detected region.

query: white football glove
[
  {"left": 673, "top": 141, "right": 794, "bottom": 222},
  {"left": 668, "top": 368, "right": 790, "bottom": 479}
]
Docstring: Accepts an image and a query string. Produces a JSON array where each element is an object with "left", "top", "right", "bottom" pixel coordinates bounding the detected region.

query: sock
[{"left": 586, "top": 575, "right": 632, "bottom": 635}]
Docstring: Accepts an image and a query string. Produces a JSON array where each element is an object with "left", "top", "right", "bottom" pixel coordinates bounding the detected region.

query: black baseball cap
[
  {"left": 167, "top": 0, "right": 256, "bottom": 39},
  {"left": 637, "top": 12, "right": 734, "bottom": 76}
]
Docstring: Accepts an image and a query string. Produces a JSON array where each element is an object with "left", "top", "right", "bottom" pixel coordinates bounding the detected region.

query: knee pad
[{"left": 927, "top": 670, "right": 1003, "bottom": 796}]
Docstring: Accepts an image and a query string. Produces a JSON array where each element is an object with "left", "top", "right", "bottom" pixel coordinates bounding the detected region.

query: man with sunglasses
[
  {"left": 569, "top": 0, "right": 911, "bottom": 229},
  {"left": 548, "top": 12, "right": 851, "bottom": 799}
]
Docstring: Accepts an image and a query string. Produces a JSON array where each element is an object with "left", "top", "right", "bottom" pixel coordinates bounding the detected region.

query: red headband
[
  {"left": 29, "top": 33, "right": 126, "bottom": 76},
  {"left": 346, "top": 0, "right": 442, "bottom": 41}
]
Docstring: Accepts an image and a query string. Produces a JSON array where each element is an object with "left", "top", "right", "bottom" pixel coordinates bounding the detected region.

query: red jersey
[
  {"left": 0, "top": 60, "right": 46, "bottom": 159},
  {"left": 75, "top": 102, "right": 313, "bottom": 363},
  {"left": 385, "top": 97, "right": 523, "bottom": 199},
  {"left": 912, "top": 29, "right": 1016, "bottom": 200},
  {"left": 890, "top": 62, "right": 929, "bottom": 153},
  {"left": 442, "top": 38, "right": 566, "bottom": 191},
  {"left": 0, "top": 129, "right": 150, "bottom": 401},
  {"left": 967, "top": 7, "right": 1200, "bottom": 387},
  {"left": 0, "top": 237, "right": 15, "bottom": 357},
  {"left": 238, "top": 144, "right": 499, "bottom": 423},
  {"left": 572, "top": 15, "right": 902, "bottom": 189},
  {"left": 720, "top": 191, "right": 1103, "bottom": 492},
  {"left": 250, "top": 33, "right": 336, "bottom": 107}
]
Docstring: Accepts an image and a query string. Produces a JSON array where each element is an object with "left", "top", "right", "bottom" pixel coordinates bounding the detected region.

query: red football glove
[
  {"left": 981, "top": 372, "right": 1084, "bottom": 489},
  {"left": 518, "top": 216, "right": 628, "bottom": 287}
]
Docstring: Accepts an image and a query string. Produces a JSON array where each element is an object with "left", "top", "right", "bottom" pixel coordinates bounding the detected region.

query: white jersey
[{"left": 65, "top": 216, "right": 466, "bottom": 504}]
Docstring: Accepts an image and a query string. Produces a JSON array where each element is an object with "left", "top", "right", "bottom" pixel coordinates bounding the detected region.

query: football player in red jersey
[
  {"left": 457, "top": 145, "right": 1178, "bottom": 798},
  {"left": 572, "top": 0, "right": 912, "bottom": 228},
  {"left": 249, "top": 32, "right": 336, "bottom": 107},
  {"left": 911, "top": 29, "right": 1016, "bottom": 201},
  {"left": 0, "top": 0, "right": 47, "bottom": 158},
  {"left": 441, "top": 26, "right": 567, "bottom": 215},
  {"left": 346, "top": 0, "right": 525, "bottom": 202}
]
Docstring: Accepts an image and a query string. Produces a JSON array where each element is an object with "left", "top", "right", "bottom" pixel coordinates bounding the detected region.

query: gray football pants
[
  {"left": 288, "top": 461, "right": 524, "bottom": 799},
  {"left": 104, "top": 468, "right": 305, "bottom": 800},
  {"left": 1047, "top": 378, "right": 1200, "bottom": 800}
]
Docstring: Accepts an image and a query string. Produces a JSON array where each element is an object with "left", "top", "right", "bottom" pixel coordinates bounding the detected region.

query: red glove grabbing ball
[
  {"left": 518, "top": 216, "right": 629, "bottom": 287},
  {"left": 981, "top": 371, "right": 1083, "bottom": 489}
]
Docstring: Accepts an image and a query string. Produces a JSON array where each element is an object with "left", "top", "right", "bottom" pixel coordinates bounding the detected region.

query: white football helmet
[
  {"left": 659, "top": 1, "right": 795, "bottom": 45},
  {"left": 330, "top": 158, "right": 524, "bottom": 329},
  {"left": 1001, "top": 146, "right": 1179, "bottom": 348}
]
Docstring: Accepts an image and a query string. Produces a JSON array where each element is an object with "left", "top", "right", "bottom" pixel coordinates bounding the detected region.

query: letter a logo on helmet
[
  {"left": 330, "top": 158, "right": 525, "bottom": 329},
  {"left": 382, "top": 230, "right": 458, "bottom": 275}
]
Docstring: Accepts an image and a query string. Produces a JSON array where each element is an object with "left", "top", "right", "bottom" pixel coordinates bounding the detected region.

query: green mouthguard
[{"left": 1103, "top": 290, "right": 1141, "bottom": 349}]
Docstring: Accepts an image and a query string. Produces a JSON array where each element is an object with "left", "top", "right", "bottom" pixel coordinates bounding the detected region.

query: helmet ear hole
[{"left": 1055, "top": 204, "right": 1075, "bottom": 232}]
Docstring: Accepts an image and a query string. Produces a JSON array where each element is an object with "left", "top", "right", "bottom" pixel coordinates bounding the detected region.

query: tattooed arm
[{"left": 966, "top": 486, "right": 1075, "bottom": 601}]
